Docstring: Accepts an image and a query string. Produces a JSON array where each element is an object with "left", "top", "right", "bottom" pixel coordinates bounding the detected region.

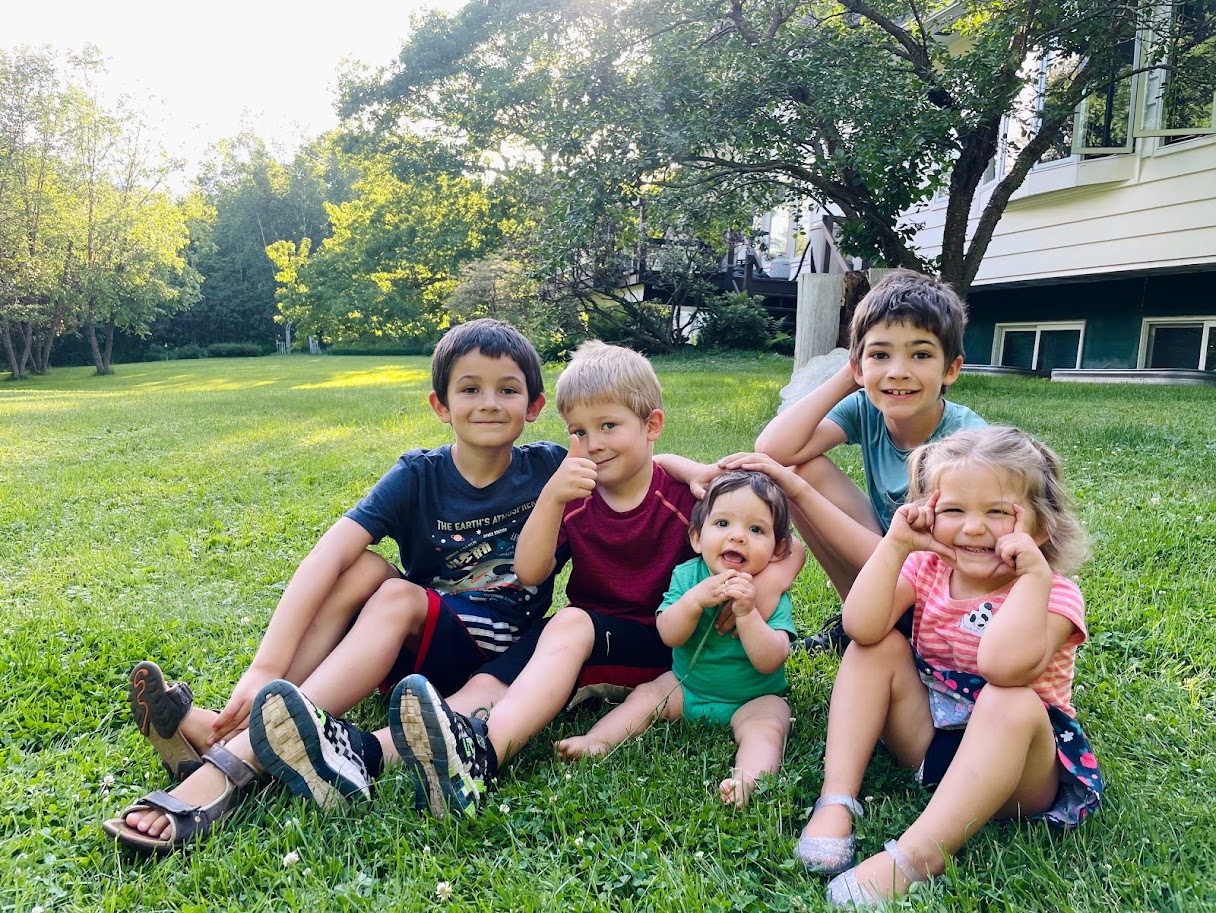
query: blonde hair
[
  {"left": 554, "top": 340, "right": 663, "bottom": 421},
  {"left": 907, "top": 426, "right": 1089, "bottom": 575}
]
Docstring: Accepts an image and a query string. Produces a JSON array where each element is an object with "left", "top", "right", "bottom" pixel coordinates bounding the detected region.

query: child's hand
[
  {"left": 546, "top": 434, "right": 598, "bottom": 504},
  {"left": 722, "top": 452, "right": 801, "bottom": 491},
  {"left": 996, "top": 504, "right": 1051, "bottom": 578},
  {"left": 723, "top": 572, "right": 757, "bottom": 617},
  {"left": 888, "top": 491, "right": 956, "bottom": 562},
  {"left": 210, "top": 666, "right": 274, "bottom": 744},
  {"left": 692, "top": 570, "right": 739, "bottom": 609}
]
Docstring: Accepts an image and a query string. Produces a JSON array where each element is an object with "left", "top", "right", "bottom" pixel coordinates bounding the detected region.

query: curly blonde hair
[{"left": 907, "top": 426, "right": 1089, "bottom": 575}]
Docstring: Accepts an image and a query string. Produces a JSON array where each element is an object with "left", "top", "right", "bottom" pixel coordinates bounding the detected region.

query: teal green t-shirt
[
  {"left": 659, "top": 557, "right": 796, "bottom": 706},
  {"left": 826, "top": 390, "right": 986, "bottom": 531}
]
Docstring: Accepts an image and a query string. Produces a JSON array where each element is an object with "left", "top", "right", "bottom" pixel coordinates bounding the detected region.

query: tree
[
  {"left": 344, "top": 1, "right": 1209, "bottom": 297},
  {"left": 268, "top": 146, "right": 505, "bottom": 346}
]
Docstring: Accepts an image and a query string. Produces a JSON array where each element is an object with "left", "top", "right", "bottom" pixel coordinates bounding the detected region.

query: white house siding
[{"left": 912, "top": 135, "right": 1216, "bottom": 287}]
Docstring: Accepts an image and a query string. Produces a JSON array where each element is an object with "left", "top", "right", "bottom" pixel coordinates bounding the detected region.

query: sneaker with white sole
[
  {"left": 390, "top": 673, "right": 492, "bottom": 819},
  {"left": 249, "top": 680, "right": 373, "bottom": 810}
]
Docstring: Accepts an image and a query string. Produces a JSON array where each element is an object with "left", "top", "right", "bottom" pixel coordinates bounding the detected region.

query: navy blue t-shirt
[{"left": 345, "top": 440, "right": 566, "bottom": 628}]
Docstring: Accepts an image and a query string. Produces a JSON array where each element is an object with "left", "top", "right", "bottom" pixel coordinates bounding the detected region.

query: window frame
[
  {"left": 992, "top": 320, "right": 1086, "bottom": 371},
  {"left": 1138, "top": 316, "right": 1216, "bottom": 369}
]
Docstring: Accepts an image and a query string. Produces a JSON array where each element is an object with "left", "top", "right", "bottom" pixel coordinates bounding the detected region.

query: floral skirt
[{"left": 914, "top": 653, "right": 1103, "bottom": 828}]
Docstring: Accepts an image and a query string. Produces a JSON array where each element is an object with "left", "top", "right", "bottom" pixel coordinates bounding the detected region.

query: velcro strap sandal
[
  {"left": 128, "top": 661, "right": 204, "bottom": 781},
  {"left": 101, "top": 745, "right": 259, "bottom": 854},
  {"left": 795, "top": 794, "right": 864, "bottom": 874}
]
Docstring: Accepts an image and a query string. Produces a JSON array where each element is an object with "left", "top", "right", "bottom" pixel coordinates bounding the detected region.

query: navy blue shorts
[
  {"left": 477, "top": 609, "right": 671, "bottom": 691},
  {"left": 379, "top": 589, "right": 530, "bottom": 697}
]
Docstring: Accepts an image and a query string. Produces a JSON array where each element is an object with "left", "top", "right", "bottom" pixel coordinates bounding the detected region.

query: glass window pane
[
  {"left": 1038, "top": 330, "right": 1081, "bottom": 371},
  {"left": 1001, "top": 331, "right": 1037, "bottom": 369},
  {"left": 1149, "top": 324, "right": 1203, "bottom": 368},
  {"left": 1162, "top": 1, "right": 1216, "bottom": 132},
  {"left": 1079, "top": 42, "right": 1135, "bottom": 149}
]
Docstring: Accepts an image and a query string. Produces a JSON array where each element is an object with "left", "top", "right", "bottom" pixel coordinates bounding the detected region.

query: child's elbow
[
  {"left": 977, "top": 648, "right": 1043, "bottom": 687},
  {"left": 515, "top": 559, "right": 553, "bottom": 588},
  {"left": 753, "top": 641, "right": 791, "bottom": 675}
]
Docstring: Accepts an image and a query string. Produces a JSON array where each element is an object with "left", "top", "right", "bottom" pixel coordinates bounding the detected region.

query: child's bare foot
[
  {"left": 554, "top": 736, "right": 609, "bottom": 761},
  {"left": 719, "top": 774, "right": 755, "bottom": 808}
]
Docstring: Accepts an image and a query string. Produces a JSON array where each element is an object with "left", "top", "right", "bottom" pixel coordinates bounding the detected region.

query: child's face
[
  {"left": 852, "top": 320, "right": 963, "bottom": 420},
  {"left": 430, "top": 351, "right": 543, "bottom": 450},
  {"left": 691, "top": 486, "right": 778, "bottom": 576},
  {"left": 562, "top": 398, "right": 662, "bottom": 493},
  {"left": 931, "top": 463, "right": 1041, "bottom": 585}
]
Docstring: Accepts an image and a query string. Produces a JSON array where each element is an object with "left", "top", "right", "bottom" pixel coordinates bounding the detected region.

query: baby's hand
[
  {"left": 996, "top": 504, "right": 1051, "bottom": 578},
  {"left": 889, "top": 491, "right": 956, "bottom": 562},
  {"left": 723, "top": 572, "right": 757, "bottom": 617},
  {"left": 546, "top": 434, "right": 597, "bottom": 504},
  {"left": 693, "top": 570, "right": 739, "bottom": 609}
]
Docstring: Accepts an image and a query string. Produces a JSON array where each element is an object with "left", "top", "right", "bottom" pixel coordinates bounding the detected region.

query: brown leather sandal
[
  {"left": 128, "top": 660, "right": 204, "bottom": 781},
  {"left": 101, "top": 745, "right": 258, "bottom": 854}
]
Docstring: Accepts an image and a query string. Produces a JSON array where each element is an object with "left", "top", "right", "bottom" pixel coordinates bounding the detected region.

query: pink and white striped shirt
[{"left": 900, "top": 551, "right": 1086, "bottom": 718}]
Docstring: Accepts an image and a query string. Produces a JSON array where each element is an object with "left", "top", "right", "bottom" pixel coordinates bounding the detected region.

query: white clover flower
[
  {"left": 32, "top": 907, "right": 45, "bottom": 913},
  {"left": 694, "top": 851, "right": 704, "bottom": 860},
  {"left": 1145, "top": 713, "right": 1157, "bottom": 722},
  {"left": 436, "top": 881, "right": 453, "bottom": 901},
  {"left": 549, "top": 794, "right": 556, "bottom": 803},
  {"left": 1150, "top": 497, "right": 1161, "bottom": 506},
  {"left": 282, "top": 851, "right": 300, "bottom": 867},
  {"left": 565, "top": 773, "right": 573, "bottom": 781},
  {"left": 499, "top": 803, "right": 510, "bottom": 814},
  {"left": 574, "top": 836, "right": 584, "bottom": 847},
  {"left": 240, "top": 616, "right": 251, "bottom": 626},
  {"left": 103, "top": 774, "right": 115, "bottom": 787}
]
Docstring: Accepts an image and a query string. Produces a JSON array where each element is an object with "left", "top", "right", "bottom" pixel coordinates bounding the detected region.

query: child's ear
[
  {"left": 428, "top": 391, "right": 451, "bottom": 424},
  {"left": 850, "top": 358, "right": 864, "bottom": 386},
  {"left": 645, "top": 408, "right": 664, "bottom": 441},
  {"left": 772, "top": 537, "right": 792, "bottom": 561},
  {"left": 525, "top": 393, "right": 546, "bottom": 422},
  {"left": 942, "top": 356, "right": 963, "bottom": 386},
  {"left": 688, "top": 526, "right": 704, "bottom": 555}
]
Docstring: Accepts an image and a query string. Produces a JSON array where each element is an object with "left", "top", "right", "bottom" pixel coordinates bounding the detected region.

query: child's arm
[
  {"left": 754, "top": 363, "right": 856, "bottom": 466},
  {"left": 723, "top": 574, "right": 791, "bottom": 674},
  {"left": 843, "top": 496, "right": 950, "bottom": 644},
  {"left": 657, "top": 571, "right": 735, "bottom": 648},
  {"left": 978, "top": 505, "right": 1077, "bottom": 686},
  {"left": 211, "top": 517, "right": 374, "bottom": 741},
  {"left": 653, "top": 452, "right": 723, "bottom": 499},
  {"left": 514, "top": 434, "right": 596, "bottom": 585}
]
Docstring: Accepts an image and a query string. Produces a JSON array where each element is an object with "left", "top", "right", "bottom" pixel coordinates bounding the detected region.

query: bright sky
[{"left": 6, "top": 0, "right": 465, "bottom": 174}]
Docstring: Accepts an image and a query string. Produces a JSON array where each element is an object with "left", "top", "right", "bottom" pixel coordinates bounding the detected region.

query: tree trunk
[
  {"left": 1, "top": 319, "right": 21, "bottom": 380},
  {"left": 103, "top": 313, "right": 116, "bottom": 372},
  {"left": 33, "top": 326, "right": 53, "bottom": 375},
  {"left": 85, "top": 305, "right": 109, "bottom": 375},
  {"left": 20, "top": 322, "right": 36, "bottom": 375}
]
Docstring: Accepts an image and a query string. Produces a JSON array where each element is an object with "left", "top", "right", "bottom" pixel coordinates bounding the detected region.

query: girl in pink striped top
[{"left": 795, "top": 426, "right": 1102, "bottom": 908}]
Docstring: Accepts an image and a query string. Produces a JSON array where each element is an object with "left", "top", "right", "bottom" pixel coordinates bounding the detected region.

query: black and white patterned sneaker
[
  {"left": 803, "top": 613, "right": 851, "bottom": 655},
  {"left": 390, "top": 673, "right": 491, "bottom": 819},
  {"left": 250, "top": 680, "right": 372, "bottom": 810}
]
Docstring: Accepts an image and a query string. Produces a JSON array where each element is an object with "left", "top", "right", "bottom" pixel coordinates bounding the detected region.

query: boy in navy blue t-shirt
[{"left": 104, "top": 319, "right": 564, "bottom": 853}]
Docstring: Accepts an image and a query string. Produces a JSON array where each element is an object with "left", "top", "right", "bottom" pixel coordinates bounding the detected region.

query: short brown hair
[
  {"left": 850, "top": 270, "right": 968, "bottom": 368},
  {"left": 431, "top": 319, "right": 544, "bottom": 407}
]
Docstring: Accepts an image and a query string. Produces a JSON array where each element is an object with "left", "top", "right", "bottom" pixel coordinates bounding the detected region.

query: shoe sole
[
  {"left": 128, "top": 661, "right": 203, "bottom": 781},
  {"left": 392, "top": 674, "right": 477, "bottom": 819},
  {"left": 387, "top": 678, "right": 433, "bottom": 815},
  {"left": 249, "top": 681, "right": 367, "bottom": 811}
]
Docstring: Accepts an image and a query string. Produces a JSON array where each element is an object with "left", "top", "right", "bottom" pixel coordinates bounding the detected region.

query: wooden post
[{"left": 794, "top": 273, "right": 844, "bottom": 371}]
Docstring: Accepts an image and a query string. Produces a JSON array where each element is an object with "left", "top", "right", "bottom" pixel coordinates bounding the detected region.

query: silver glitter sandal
[
  {"left": 825, "top": 838, "right": 928, "bottom": 908},
  {"left": 794, "top": 793, "right": 864, "bottom": 874}
]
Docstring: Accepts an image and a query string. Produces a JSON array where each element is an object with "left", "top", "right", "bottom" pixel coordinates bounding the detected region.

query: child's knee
[
  {"left": 361, "top": 578, "right": 429, "bottom": 635},
  {"left": 972, "top": 684, "right": 1044, "bottom": 729},
  {"left": 543, "top": 606, "right": 595, "bottom": 644}
]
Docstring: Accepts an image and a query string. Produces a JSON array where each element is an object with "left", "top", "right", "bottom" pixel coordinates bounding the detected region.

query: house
[
  {"left": 783, "top": 3, "right": 1215, "bottom": 382},
  {"left": 917, "top": 13, "right": 1216, "bottom": 379}
]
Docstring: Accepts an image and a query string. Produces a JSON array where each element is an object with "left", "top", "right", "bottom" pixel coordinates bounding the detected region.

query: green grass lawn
[{"left": 1, "top": 355, "right": 1213, "bottom": 912}]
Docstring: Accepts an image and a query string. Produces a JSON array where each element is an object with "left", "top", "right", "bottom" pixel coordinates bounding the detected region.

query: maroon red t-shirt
[{"left": 556, "top": 461, "right": 697, "bottom": 626}]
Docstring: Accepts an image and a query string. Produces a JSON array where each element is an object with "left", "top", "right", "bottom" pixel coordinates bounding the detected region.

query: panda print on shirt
[{"left": 960, "top": 602, "right": 994, "bottom": 637}]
